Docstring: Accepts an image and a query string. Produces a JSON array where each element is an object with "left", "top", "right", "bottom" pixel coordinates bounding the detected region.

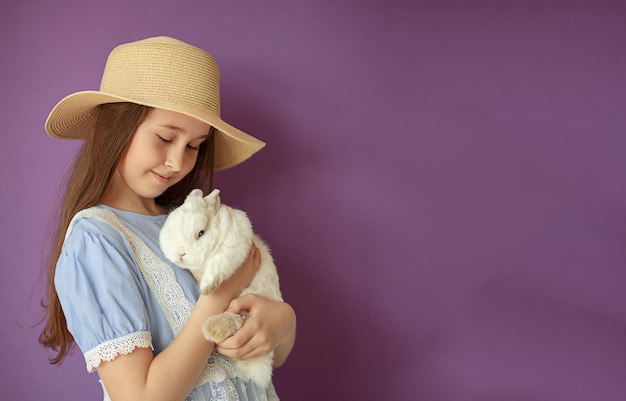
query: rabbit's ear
[
  {"left": 187, "top": 188, "right": 204, "bottom": 200},
  {"left": 204, "top": 189, "right": 221, "bottom": 213},
  {"left": 182, "top": 188, "right": 205, "bottom": 209}
]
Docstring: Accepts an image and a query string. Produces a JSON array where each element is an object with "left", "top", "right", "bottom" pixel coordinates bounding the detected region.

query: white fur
[{"left": 159, "top": 188, "right": 283, "bottom": 389}]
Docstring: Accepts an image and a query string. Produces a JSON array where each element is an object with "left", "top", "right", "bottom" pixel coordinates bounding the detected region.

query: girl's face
[{"left": 108, "top": 108, "right": 210, "bottom": 213}]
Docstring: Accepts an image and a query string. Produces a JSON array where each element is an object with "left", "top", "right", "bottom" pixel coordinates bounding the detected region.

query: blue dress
[{"left": 55, "top": 206, "right": 279, "bottom": 401}]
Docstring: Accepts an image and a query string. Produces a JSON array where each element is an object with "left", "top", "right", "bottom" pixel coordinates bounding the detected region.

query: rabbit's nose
[{"left": 177, "top": 247, "right": 186, "bottom": 260}]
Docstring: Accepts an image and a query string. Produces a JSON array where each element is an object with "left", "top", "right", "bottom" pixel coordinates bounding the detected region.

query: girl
[{"left": 39, "top": 36, "right": 296, "bottom": 401}]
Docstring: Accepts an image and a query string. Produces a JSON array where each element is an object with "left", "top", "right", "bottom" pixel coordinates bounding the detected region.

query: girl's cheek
[{"left": 184, "top": 155, "right": 198, "bottom": 174}]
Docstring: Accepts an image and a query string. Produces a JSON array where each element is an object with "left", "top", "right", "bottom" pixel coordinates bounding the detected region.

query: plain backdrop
[{"left": 1, "top": 1, "right": 625, "bottom": 400}]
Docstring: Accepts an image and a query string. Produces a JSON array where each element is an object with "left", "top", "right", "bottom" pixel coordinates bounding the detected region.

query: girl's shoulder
[
  {"left": 56, "top": 208, "right": 143, "bottom": 287},
  {"left": 64, "top": 205, "right": 167, "bottom": 264},
  {"left": 60, "top": 208, "right": 133, "bottom": 267},
  {"left": 68, "top": 205, "right": 166, "bottom": 239},
  {"left": 66, "top": 207, "right": 126, "bottom": 241}
]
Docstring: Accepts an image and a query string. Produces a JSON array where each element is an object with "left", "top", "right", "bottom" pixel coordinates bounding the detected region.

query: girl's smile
[{"left": 152, "top": 170, "right": 174, "bottom": 184}]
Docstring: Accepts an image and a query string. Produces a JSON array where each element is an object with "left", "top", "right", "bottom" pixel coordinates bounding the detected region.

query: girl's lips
[{"left": 152, "top": 171, "right": 171, "bottom": 184}]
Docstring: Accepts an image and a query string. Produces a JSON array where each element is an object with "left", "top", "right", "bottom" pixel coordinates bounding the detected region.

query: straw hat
[{"left": 45, "top": 36, "right": 265, "bottom": 171}]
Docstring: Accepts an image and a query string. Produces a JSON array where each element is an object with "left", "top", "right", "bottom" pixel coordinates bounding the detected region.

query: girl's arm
[
  {"left": 216, "top": 294, "right": 297, "bottom": 367},
  {"left": 97, "top": 246, "right": 260, "bottom": 401}
]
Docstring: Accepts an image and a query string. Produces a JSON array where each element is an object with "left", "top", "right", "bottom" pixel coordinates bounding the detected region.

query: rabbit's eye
[{"left": 197, "top": 230, "right": 205, "bottom": 238}]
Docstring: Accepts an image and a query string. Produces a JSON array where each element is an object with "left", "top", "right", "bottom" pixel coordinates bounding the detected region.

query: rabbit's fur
[{"left": 159, "top": 188, "right": 282, "bottom": 389}]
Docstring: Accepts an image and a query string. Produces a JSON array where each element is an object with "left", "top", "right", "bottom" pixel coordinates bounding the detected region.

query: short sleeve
[{"left": 55, "top": 217, "right": 153, "bottom": 372}]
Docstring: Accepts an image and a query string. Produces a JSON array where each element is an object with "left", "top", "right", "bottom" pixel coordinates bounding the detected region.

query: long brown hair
[{"left": 38, "top": 102, "right": 215, "bottom": 364}]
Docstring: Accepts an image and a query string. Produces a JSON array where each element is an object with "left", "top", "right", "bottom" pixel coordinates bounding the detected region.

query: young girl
[{"left": 38, "top": 36, "right": 296, "bottom": 401}]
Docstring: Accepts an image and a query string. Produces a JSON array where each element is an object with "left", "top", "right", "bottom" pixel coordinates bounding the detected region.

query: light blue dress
[{"left": 55, "top": 206, "right": 279, "bottom": 401}]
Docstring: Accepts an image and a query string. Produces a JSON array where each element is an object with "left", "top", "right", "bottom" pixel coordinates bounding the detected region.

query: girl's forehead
[{"left": 141, "top": 108, "right": 211, "bottom": 136}]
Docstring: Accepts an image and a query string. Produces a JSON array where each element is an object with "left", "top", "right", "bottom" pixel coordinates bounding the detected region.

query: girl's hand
[{"left": 216, "top": 294, "right": 296, "bottom": 366}]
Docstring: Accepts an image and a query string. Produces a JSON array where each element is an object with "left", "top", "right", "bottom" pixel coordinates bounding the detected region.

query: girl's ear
[{"left": 204, "top": 189, "right": 221, "bottom": 212}]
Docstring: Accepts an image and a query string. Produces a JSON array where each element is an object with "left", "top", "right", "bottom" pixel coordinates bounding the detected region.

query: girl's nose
[{"left": 165, "top": 148, "right": 185, "bottom": 172}]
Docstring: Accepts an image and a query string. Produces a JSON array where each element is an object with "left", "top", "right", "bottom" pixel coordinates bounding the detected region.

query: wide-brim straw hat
[{"left": 45, "top": 36, "right": 265, "bottom": 171}]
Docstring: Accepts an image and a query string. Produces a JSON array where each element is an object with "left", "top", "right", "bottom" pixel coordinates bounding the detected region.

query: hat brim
[{"left": 45, "top": 91, "right": 265, "bottom": 171}]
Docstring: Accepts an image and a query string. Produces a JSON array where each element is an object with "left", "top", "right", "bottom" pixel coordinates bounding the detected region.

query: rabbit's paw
[{"left": 202, "top": 312, "right": 244, "bottom": 343}]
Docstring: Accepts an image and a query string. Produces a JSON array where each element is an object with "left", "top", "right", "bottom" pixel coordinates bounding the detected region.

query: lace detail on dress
[
  {"left": 84, "top": 331, "right": 153, "bottom": 373},
  {"left": 68, "top": 207, "right": 242, "bottom": 386},
  {"left": 117, "top": 225, "right": 194, "bottom": 336}
]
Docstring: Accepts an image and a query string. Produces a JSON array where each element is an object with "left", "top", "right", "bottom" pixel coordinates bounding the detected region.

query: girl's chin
[{"left": 135, "top": 187, "right": 169, "bottom": 200}]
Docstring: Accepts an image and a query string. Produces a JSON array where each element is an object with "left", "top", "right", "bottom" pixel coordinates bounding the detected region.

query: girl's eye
[
  {"left": 187, "top": 144, "right": 200, "bottom": 151},
  {"left": 197, "top": 230, "right": 205, "bottom": 238},
  {"left": 158, "top": 135, "right": 172, "bottom": 143}
]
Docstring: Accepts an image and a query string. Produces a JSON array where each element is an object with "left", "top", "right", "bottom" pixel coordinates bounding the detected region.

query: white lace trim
[
  {"left": 68, "top": 207, "right": 242, "bottom": 386},
  {"left": 84, "top": 331, "right": 153, "bottom": 373}
]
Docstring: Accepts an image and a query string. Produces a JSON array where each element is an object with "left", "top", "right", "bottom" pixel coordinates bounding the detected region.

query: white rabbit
[{"left": 159, "top": 188, "right": 282, "bottom": 389}]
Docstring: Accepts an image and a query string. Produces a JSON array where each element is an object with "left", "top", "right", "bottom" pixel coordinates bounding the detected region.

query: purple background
[{"left": 2, "top": 1, "right": 626, "bottom": 400}]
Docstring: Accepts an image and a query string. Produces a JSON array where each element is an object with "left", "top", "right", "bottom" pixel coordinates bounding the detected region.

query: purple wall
[{"left": 2, "top": 1, "right": 625, "bottom": 400}]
